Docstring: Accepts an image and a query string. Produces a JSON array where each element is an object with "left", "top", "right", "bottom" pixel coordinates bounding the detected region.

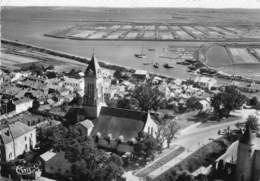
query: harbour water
[{"left": 1, "top": 7, "right": 260, "bottom": 81}]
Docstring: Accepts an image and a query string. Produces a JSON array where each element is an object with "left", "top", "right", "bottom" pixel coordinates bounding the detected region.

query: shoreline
[
  {"left": 196, "top": 44, "right": 260, "bottom": 84},
  {"left": 2, "top": 38, "right": 260, "bottom": 85},
  {"left": 1, "top": 38, "right": 177, "bottom": 81}
]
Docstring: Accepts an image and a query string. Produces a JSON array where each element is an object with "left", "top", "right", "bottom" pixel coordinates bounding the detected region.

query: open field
[
  {"left": 229, "top": 48, "right": 259, "bottom": 64},
  {"left": 45, "top": 23, "right": 260, "bottom": 41},
  {"left": 200, "top": 44, "right": 260, "bottom": 80}
]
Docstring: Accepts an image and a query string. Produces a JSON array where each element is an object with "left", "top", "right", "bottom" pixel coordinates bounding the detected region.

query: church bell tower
[{"left": 83, "top": 51, "right": 104, "bottom": 118}]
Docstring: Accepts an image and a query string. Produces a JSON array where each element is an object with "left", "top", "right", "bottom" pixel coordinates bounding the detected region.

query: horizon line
[{"left": 2, "top": 5, "right": 260, "bottom": 10}]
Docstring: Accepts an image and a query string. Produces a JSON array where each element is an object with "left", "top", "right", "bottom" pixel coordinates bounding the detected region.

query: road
[{"left": 129, "top": 109, "right": 259, "bottom": 180}]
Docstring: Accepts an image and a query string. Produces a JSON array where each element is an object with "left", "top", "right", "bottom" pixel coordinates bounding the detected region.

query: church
[
  {"left": 235, "top": 124, "right": 260, "bottom": 181},
  {"left": 77, "top": 52, "right": 158, "bottom": 140}
]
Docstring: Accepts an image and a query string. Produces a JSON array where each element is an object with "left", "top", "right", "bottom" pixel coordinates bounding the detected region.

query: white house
[
  {"left": 0, "top": 122, "right": 36, "bottom": 162},
  {"left": 194, "top": 76, "right": 217, "bottom": 90},
  {"left": 13, "top": 98, "right": 33, "bottom": 115}
]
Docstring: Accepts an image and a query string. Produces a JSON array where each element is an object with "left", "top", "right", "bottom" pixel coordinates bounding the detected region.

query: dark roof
[
  {"left": 85, "top": 53, "right": 102, "bottom": 78},
  {"left": 240, "top": 123, "right": 253, "bottom": 144},
  {"left": 91, "top": 107, "right": 148, "bottom": 140},
  {"left": 65, "top": 107, "right": 88, "bottom": 123}
]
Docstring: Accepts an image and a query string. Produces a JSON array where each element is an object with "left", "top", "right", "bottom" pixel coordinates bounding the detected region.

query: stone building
[
  {"left": 79, "top": 52, "right": 158, "bottom": 140},
  {"left": 0, "top": 122, "right": 36, "bottom": 162},
  {"left": 235, "top": 124, "right": 260, "bottom": 181},
  {"left": 83, "top": 52, "right": 105, "bottom": 118}
]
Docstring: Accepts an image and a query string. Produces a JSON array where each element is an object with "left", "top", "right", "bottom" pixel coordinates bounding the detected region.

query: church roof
[
  {"left": 91, "top": 107, "right": 149, "bottom": 140},
  {"left": 85, "top": 52, "right": 102, "bottom": 78}
]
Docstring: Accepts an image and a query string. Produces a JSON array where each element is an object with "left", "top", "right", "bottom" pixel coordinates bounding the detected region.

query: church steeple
[
  {"left": 83, "top": 51, "right": 104, "bottom": 118},
  {"left": 85, "top": 49, "right": 102, "bottom": 78}
]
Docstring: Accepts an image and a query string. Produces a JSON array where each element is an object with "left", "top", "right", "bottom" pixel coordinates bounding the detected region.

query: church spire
[{"left": 85, "top": 49, "right": 101, "bottom": 77}]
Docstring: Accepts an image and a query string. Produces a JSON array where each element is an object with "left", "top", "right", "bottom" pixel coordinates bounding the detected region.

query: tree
[
  {"left": 117, "top": 98, "right": 131, "bottom": 109},
  {"left": 155, "top": 126, "right": 167, "bottom": 153},
  {"left": 117, "top": 98, "right": 139, "bottom": 110},
  {"left": 249, "top": 97, "right": 258, "bottom": 107},
  {"left": 48, "top": 125, "right": 124, "bottom": 181},
  {"left": 186, "top": 97, "right": 203, "bottom": 111},
  {"left": 211, "top": 86, "right": 247, "bottom": 119},
  {"left": 164, "top": 121, "right": 180, "bottom": 148},
  {"left": 113, "top": 70, "right": 123, "bottom": 80},
  {"left": 246, "top": 115, "right": 259, "bottom": 131},
  {"left": 133, "top": 133, "right": 158, "bottom": 162},
  {"left": 132, "top": 82, "right": 164, "bottom": 111}
]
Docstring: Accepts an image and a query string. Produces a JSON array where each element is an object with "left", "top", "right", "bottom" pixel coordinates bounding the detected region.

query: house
[
  {"left": 0, "top": 122, "right": 36, "bottom": 162},
  {"left": 76, "top": 119, "right": 94, "bottom": 136},
  {"left": 133, "top": 70, "right": 149, "bottom": 80},
  {"left": 12, "top": 98, "right": 33, "bottom": 115},
  {"left": 63, "top": 75, "right": 84, "bottom": 96},
  {"left": 194, "top": 76, "right": 217, "bottom": 90},
  {"left": 198, "top": 98, "right": 212, "bottom": 113}
]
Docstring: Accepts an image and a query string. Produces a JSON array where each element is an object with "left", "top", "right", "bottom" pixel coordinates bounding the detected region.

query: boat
[
  {"left": 143, "top": 62, "right": 152, "bottom": 65},
  {"left": 163, "top": 63, "right": 174, "bottom": 69},
  {"left": 135, "top": 47, "right": 146, "bottom": 58},
  {"left": 148, "top": 48, "right": 155, "bottom": 51},
  {"left": 153, "top": 62, "right": 159, "bottom": 68}
]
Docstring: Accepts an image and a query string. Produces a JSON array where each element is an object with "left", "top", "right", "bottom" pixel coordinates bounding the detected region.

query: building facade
[
  {"left": 0, "top": 122, "right": 36, "bottom": 162},
  {"left": 13, "top": 98, "right": 33, "bottom": 115}
]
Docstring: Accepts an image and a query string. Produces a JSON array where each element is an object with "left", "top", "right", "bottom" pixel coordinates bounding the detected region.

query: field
[
  {"left": 229, "top": 48, "right": 259, "bottom": 64},
  {"left": 201, "top": 44, "right": 260, "bottom": 80},
  {"left": 45, "top": 23, "right": 260, "bottom": 41}
]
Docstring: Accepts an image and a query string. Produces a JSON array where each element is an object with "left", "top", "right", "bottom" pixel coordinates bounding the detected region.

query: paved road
[{"left": 130, "top": 109, "right": 259, "bottom": 180}]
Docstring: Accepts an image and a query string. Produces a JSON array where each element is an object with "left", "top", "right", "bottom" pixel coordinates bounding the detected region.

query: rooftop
[
  {"left": 77, "top": 119, "right": 94, "bottom": 130},
  {"left": 91, "top": 107, "right": 148, "bottom": 140},
  {"left": 0, "top": 122, "right": 35, "bottom": 144}
]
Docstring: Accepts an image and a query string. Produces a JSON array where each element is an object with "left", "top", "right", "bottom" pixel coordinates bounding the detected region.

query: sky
[{"left": 1, "top": 0, "right": 260, "bottom": 9}]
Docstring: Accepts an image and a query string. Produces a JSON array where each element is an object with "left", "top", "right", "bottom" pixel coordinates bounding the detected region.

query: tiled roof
[
  {"left": 91, "top": 107, "right": 148, "bottom": 140},
  {"left": 0, "top": 122, "right": 35, "bottom": 144}
]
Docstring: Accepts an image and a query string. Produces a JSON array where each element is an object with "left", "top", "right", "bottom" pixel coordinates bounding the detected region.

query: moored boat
[
  {"left": 135, "top": 47, "right": 146, "bottom": 58},
  {"left": 163, "top": 63, "right": 174, "bottom": 68},
  {"left": 153, "top": 62, "right": 159, "bottom": 68}
]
